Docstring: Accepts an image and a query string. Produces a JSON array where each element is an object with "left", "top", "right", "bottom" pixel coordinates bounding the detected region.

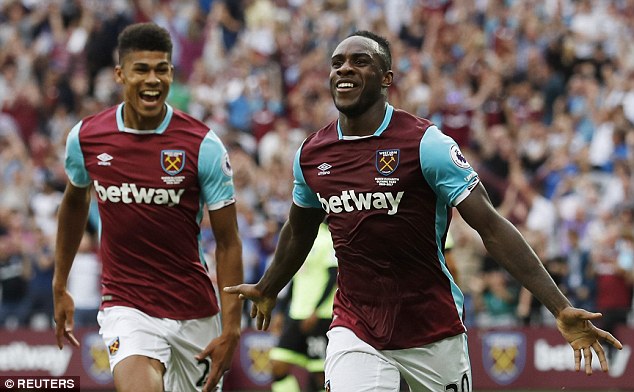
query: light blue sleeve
[
  {"left": 65, "top": 121, "right": 91, "bottom": 187},
  {"left": 198, "top": 131, "right": 236, "bottom": 210},
  {"left": 292, "top": 145, "right": 321, "bottom": 208},
  {"left": 420, "top": 126, "right": 479, "bottom": 206}
]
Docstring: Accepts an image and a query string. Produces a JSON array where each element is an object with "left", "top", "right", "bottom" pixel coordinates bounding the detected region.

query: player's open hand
[
  {"left": 223, "top": 284, "right": 277, "bottom": 330},
  {"left": 555, "top": 306, "right": 623, "bottom": 375}
]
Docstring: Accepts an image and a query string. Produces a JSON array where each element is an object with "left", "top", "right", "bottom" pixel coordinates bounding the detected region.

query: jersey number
[
  {"left": 445, "top": 373, "right": 470, "bottom": 392},
  {"left": 196, "top": 358, "right": 210, "bottom": 387}
]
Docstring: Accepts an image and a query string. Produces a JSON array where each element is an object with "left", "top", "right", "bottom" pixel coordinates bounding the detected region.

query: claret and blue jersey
[
  {"left": 64, "top": 103, "right": 235, "bottom": 320},
  {"left": 293, "top": 104, "right": 480, "bottom": 350}
]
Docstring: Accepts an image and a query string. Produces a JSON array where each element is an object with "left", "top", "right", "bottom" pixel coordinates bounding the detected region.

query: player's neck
[
  {"left": 338, "top": 101, "right": 388, "bottom": 137},
  {"left": 122, "top": 104, "right": 167, "bottom": 130}
]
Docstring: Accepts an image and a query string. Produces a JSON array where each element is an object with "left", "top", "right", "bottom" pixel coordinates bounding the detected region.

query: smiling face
[
  {"left": 330, "top": 36, "right": 392, "bottom": 118},
  {"left": 114, "top": 50, "right": 174, "bottom": 130}
]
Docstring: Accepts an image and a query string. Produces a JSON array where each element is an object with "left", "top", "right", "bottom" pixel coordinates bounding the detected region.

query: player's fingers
[
  {"left": 250, "top": 303, "right": 258, "bottom": 319},
  {"left": 195, "top": 347, "right": 211, "bottom": 362},
  {"left": 223, "top": 285, "right": 239, "bottom": 294},
  {"left": 65, "top": 329, "right": 80, "bottom": 347},
  {"left": 597, "top": 328, "right": 623, "bottom": 350},
  {"left": 262, "top": 315, "right": 270, "bottom": 331},
  {"left": 223, "top": 285, "right": 249, "bottom": 300},
  {"left": 224, "top": 285, "right": 261, "bottom": 306},
  {"left": 577, "top": 310, "right": 603, "bottom": 320},
  {"left": 573, "top": 348, "right": 582, "bottom": 372},
  {"left": 583, "top": 347, "right": 593, "bottom": 375},
  {"left": 55, "top": 321, "right": 66, "bottom": 349},
  {"left": 256, "top": 311, "right": 265, "bottom": 330},
  {"left": 204, "top": 363, "right": 224, "bottom": 392},
  {"left": 592, "top": 341, "right": 609, "bottom": 372}
]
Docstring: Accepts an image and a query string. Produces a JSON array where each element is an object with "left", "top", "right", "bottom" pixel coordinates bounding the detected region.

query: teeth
[
  {"left": 338, "top": 82, "right": 354, "bottom": 88},
  {"left": 142, "top": 91, "right": 160, "bottom": 96}
]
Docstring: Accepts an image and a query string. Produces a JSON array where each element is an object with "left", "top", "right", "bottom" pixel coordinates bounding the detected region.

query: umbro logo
[
  {"left": 317, "top": 163, "right": 331, "bottom": 176},
  {"left": 97, "top": 153, "right": 113, "bottom": 166}
]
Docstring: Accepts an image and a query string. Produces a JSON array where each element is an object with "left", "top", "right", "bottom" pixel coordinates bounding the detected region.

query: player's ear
[
  {"left": 114, "top": 65, "right": 124, "bottom": 84},
  {"left": 382, "top": 70, "right": 393, "bottom": 88}
]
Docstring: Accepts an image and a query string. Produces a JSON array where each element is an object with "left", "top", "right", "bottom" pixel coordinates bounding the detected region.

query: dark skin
[
  {"left": 329, "top": 35, "right": 393, "bottom": 136},
  {"left": 53, "top": 48, "right": 243, "bottom": 392},
  {"left": 225, "top": 35, "right": 623, "bottom": 375}
]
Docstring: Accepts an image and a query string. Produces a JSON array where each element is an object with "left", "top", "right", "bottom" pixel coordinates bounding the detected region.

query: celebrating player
[
  {"left": 53, "top": 23, "right": 243, "bottom": 392},
  {"left": 225, "top": 31, "right": 622, "bottom": 391}
]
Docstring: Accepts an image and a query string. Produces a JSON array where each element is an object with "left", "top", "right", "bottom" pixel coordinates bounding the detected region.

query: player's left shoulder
[
  {"left": 171, "top": 109, "right": 208, "bottom": 131},
  {"left": 390, "top": 108, "right": 434, "bottom": 138}
]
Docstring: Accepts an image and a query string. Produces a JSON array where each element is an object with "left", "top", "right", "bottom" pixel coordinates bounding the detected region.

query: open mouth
[
  {"left": 140, "top": 90, "right": 161, "bottom": 103},
  {"left": 336, "top": 81, "right": 356, "bottom": 92}
]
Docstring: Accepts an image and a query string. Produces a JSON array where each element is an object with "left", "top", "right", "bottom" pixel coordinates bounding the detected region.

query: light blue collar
[
  {"left": 337, "top": 103, "right": 394, "bottom": 140},
  {"left": 116, "top": 102, "right": 174, "bottom": 134}
]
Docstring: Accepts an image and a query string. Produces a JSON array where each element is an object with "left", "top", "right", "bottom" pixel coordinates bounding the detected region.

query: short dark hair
[
  {"left": 117, "top": 23, "right": 173, "bottom": 63},
  {"left": 348, "top": 30, "right": 392, "bottom": 72}
]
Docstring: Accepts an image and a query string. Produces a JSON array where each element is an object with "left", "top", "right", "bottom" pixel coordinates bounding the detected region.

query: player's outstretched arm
[
  {"left": 224, "top": 203, "right": 325, "bottom": 330},
  {"left": 457, "top": 183, "right": 622, "bottom": 374},
  {"left": 53, "top": 182, "right": 91, "bottom": 349},
  {"left": 556, "top": 307, "right": 622, "bottom": 375}
]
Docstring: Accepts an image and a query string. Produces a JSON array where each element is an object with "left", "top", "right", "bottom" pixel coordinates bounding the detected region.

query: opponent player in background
[
  {"left": 269, "top": 222, "right": 337, "bottom": 392},
  {"left": 53, "top": 23, "right": 243, "bottom": 392},
  {"left": 225, "top": 31, "right": 623, "bottom": 391}
]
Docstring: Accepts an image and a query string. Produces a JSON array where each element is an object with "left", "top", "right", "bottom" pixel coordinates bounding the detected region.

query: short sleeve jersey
[
  {"left": 65, "top": 103, "right": 235, "bottom": 320},
  {"left": 293, "top": 104, "right": 479, "bottom": 350}
]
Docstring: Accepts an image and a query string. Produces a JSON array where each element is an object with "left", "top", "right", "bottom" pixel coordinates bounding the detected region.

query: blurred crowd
[{"left": 0, "top": 0, "right": 633, "bottom": 344}]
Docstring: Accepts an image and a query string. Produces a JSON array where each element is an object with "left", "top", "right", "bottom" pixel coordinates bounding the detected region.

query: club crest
[
  {"left": 161, "top": 150, "right": 186, "bottom": 175},
  {"left": 240, "top": 331, "right": 277, "bottom": 385},
  {"left": 482, "top": 331, "right": 526, "bottom": 385},
  {"left": 108, "top": 337, "right": 120, "bottom": 356},
  {"left": 82, "top": 332, "right": 113, "bottom": 384},
  {"left": 376, "top": 149, "right": 400, "bottom": 176}
]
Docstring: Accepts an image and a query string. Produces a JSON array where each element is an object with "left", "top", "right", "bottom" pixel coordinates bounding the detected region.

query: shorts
[
  {"left": 97, "top": 306, "right": 222, "bottom": 392},
  {"left": 324, "top": 327, "right": 471, "bottom": 392},
  {"left": 269, "top": 317, "right": 331, "bottom": 373}
]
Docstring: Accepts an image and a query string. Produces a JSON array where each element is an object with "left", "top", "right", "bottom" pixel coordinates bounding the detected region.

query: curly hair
[{"left": 117, "top": 22, "right": 173, "bottom": 63}]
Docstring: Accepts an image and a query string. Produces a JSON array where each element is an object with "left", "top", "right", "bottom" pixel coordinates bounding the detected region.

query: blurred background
[{"left": 0, "top": 0, "right": 633, "bottom": 390}]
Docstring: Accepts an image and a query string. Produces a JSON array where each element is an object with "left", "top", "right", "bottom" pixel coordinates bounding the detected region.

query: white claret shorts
[
  {"left": 97, "top": 306, "right": 223, "bottom": 392},
  {"left": 324, "top": 327, "right": 471, "bottom": 392}
]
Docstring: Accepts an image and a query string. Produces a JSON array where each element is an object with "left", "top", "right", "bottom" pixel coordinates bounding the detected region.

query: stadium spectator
[
  {"left": 257, "top": 117, "right": 306, "bottom": 169},
  {"left": 20, "top": 226, "right": 55, "bottom": 330},
  {"left": 592, "top": 222, "right": 633, "bottom": 360},
  {"left": 473, "top": 259, "right": 521, "bottom": 328},
  {"left": 66, "top": 229, "right": 101, "bottom": 328},
  {"left": 213, "top": 0, "right": 245, "bottom": 53},
  {"left": 561, "top": 229, "right": 596, "bottom": 311},
  {"left": 30, "top": 177, "right": 63, "bottom": 239},
  {"left": 0, "top": 228, "right": 30, "bottom": 329}
]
